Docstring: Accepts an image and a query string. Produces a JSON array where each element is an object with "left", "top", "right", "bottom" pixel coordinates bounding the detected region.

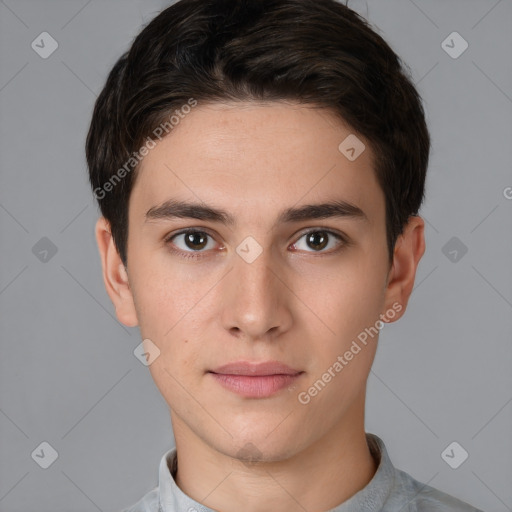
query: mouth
[{"left": 208, "top": 360, "right": 304, "bottom": 398}]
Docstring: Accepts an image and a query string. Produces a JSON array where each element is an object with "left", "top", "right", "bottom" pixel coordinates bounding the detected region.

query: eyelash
[{"left": 163, "top": 228, "right": 349, "bottom": 260}]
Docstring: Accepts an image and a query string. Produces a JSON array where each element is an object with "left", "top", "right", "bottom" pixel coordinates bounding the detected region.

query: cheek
[
  {"left": 133, "top": 269, "right": 206, "bottom": 399},
  {"left": 129, "top": 261, "right": 212, "bottom": 372},
  {"left": 130, "top": 257, "right": 200, "bottom": 336},
  {"left": 299, "top": 265, "right": 385, "bottom": 406},
  {"left": 303, "top": 256, "right": 387, "bottom": 341}
]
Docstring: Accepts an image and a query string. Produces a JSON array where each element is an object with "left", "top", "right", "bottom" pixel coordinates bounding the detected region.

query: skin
[{"left": 95, "top": 101, "right": 425, "bottom": 512}]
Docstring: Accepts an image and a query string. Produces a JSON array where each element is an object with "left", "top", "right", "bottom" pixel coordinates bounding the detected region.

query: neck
[{"left": 170, "top": 399, "right": 378, "bottom": 512}]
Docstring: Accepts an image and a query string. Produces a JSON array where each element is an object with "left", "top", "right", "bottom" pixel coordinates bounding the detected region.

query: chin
[{"left": 213, "top": 429, "right": 307, "bottom": 465}]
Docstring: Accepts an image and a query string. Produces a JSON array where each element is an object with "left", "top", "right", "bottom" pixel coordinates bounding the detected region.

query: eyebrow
[{"left": 145, "top": 198, "right": 368, "bottom": 226}]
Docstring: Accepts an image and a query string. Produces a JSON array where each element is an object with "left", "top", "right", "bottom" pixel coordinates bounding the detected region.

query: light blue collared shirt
[{"left": 122, "top": 433, "right": 483, "bottom": 512}]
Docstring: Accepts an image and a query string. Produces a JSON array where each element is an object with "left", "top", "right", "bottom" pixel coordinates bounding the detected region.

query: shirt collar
[{"left": 157, "top": 433, "right": 395, "bottom": 512}]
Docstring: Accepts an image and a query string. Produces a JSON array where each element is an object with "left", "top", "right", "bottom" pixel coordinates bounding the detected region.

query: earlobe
[
  {"left": 382, "top": 216, "right": 426, "bottom": 322},
  {"left": 95, "top": 217, "right": 139, "bottom": 327}
]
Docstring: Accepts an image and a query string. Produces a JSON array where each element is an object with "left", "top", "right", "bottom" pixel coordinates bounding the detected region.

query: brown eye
[
  {"left": 183, "top": 231, "right": 208, "bottom": 250},
  {"left": 306, "top": 231, "right": 328, "bottom": 251},
  {"left": 292, "top": 230, "right": 345, "bottom": 253},
  {"left": 167, "top": 230, "right": 215, "bottom": 254}
]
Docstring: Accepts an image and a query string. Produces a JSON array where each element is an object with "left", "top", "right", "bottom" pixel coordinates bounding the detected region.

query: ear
[
  {"left": 95, "top": 217, "right": 138, "bottom": 327},
  {"left": 382, "top": 215, "right": 425, "bottom": 322}
]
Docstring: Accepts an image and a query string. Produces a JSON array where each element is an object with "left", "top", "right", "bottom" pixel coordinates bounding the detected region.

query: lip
[
  {"left": 208, "top": 361, "right": 304, "bottom": 398},
  {"left": 210, "top": 360, "right": 302, "bottom": 376}
]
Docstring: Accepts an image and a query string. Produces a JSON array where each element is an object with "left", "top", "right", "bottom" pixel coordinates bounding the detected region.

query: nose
[{"left": 219, "top": 244, "right": 293, "bottom": 341}]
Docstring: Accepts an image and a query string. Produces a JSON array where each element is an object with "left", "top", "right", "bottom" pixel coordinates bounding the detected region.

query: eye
[
  {"left": 291, "top": 229, "right": 345, "bottom": 253},
  {"left": 164, "top": 228, "right": 347, "bottom": 259},
  {"left": 166, "top": 229, "right": 217, "bottom": 254}
]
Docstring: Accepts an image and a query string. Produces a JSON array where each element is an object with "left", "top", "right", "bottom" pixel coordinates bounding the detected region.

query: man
[{"left": 86, "top": 0, "right": 483, "bottom": 510}]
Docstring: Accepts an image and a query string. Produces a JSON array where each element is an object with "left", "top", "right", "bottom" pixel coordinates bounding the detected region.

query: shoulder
[
  {"left": 119, "top": 487, "right": 159, "bottom": 512},
  {"left": 388, "top": 468, "right": 484, "bottom": 512}
]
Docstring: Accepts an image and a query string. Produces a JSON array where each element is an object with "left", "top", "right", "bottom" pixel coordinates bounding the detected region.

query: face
[{"left": 97, "top": 101, "right": 424, "bottom": 462}]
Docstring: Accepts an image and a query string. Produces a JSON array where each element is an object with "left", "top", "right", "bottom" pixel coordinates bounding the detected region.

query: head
[{"left": 87, "top": 0, "right": 429, "bottom": 461}]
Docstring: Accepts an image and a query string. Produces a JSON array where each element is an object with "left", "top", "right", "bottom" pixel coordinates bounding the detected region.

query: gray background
[{"left": 0, "top": 0, "right": 511, "bottom": 511}]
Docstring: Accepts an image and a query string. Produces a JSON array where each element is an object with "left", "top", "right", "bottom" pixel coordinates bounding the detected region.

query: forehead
[{"left": 131, "top": 101, "right": 384, "bottom": 226}]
